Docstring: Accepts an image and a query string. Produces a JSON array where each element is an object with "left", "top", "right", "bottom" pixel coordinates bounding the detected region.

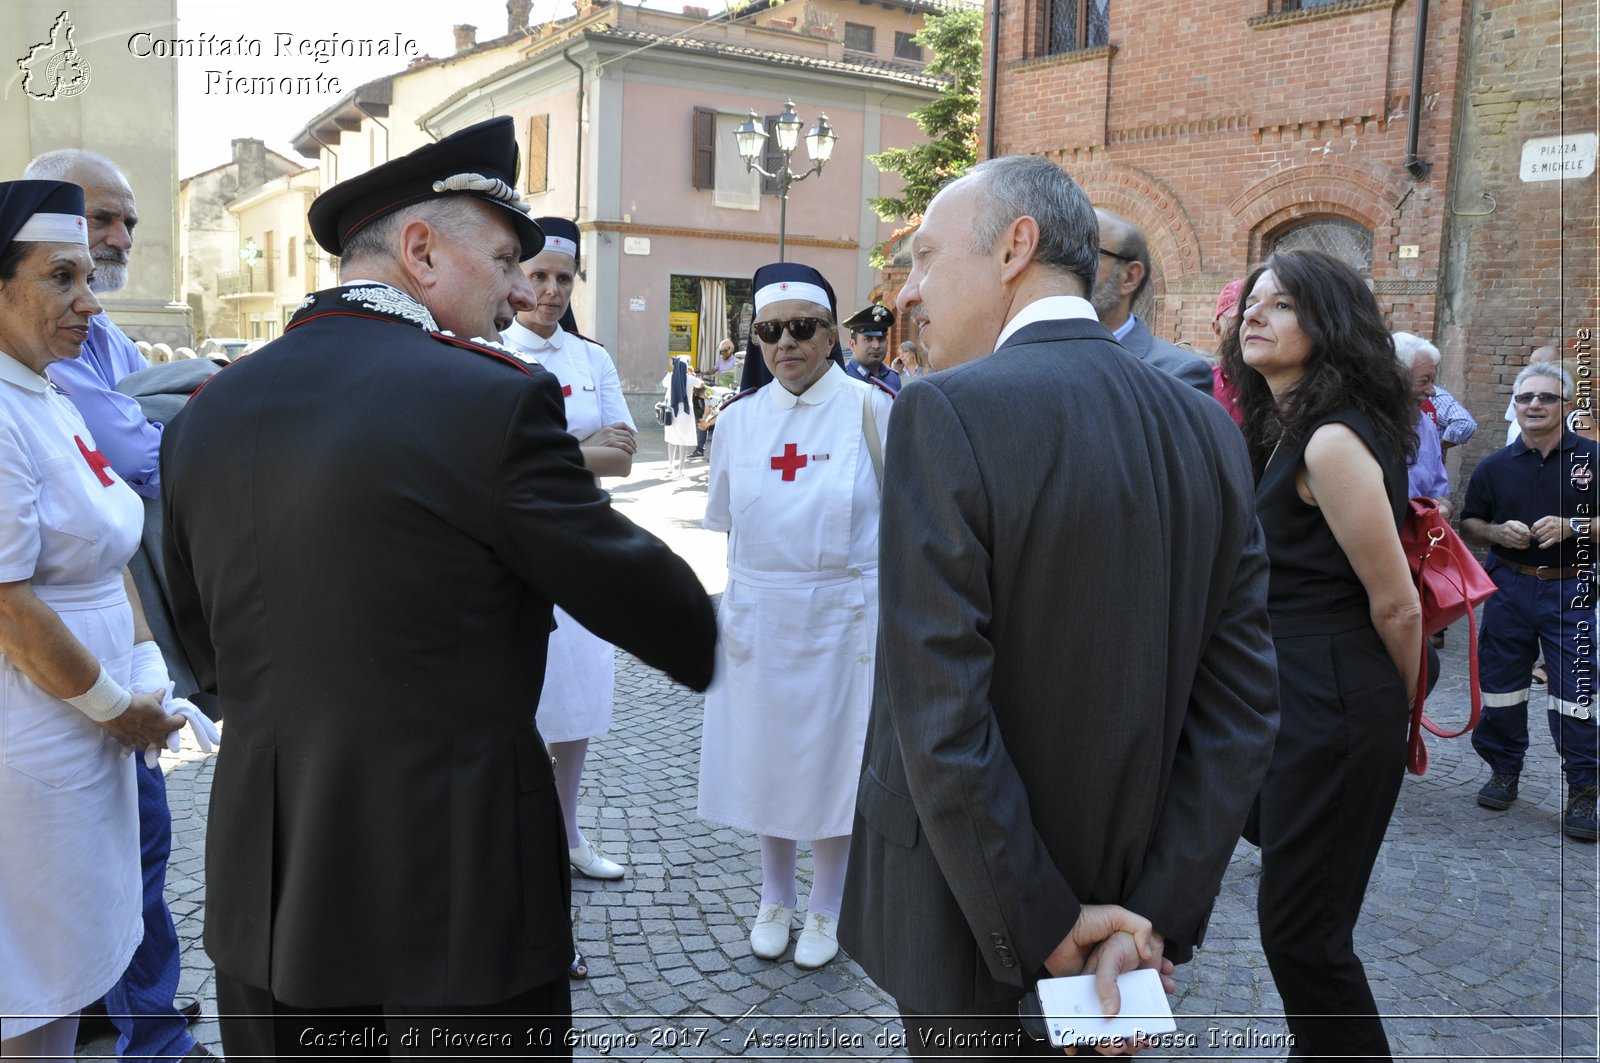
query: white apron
[
  {"left": 0, "top": 353, "right": 144, "bottom": 1033},
  {"left": 699, "top": 365, "right": 889, "bottom": 839},
  {"left": 501, "top": 323, "right": 636, "bottom": 742}
]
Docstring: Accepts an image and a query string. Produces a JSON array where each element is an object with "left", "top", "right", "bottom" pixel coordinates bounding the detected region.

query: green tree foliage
[{"left": 868, "top": 5, "right": 982, "bottom": 264}]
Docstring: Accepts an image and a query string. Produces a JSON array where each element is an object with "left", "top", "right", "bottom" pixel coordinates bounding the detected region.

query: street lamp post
[{"left": 733, "top": 100, "right": 837, "bottom": 262}]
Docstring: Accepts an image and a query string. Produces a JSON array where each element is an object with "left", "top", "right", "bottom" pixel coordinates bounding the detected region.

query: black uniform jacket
[{"left": 161, "top": 286, "right": 716, "bottom": 1007}]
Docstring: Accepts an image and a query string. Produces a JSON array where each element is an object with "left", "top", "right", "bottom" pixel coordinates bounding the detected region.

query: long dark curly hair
[{"left": 1224, "top": 250, "right": 1416, "bottom": 475}]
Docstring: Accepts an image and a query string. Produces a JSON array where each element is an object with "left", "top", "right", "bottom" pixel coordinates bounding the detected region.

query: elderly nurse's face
[
  {"left": 756, "top": 298, "right": 836, "bottom": 395},
  {"left": 0, "top": 242, "right": 102, "bottom": 373}
]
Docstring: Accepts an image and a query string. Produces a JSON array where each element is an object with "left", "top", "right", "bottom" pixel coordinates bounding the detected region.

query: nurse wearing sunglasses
[{"left": 699, "top": 262, "right": 894, "bottom": 972}]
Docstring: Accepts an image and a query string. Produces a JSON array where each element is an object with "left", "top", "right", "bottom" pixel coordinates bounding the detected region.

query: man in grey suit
[
  {"left": 840, "top": 156, "right": 1277, "bottom": 1058},
  {"left": 1090, "top": 209, "right": 1212, "bottom": 394}
]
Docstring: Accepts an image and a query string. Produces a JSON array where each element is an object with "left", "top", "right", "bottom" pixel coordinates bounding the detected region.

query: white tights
[
  {"left": 548, "top": 738, "right": 588, "bottom": 849},
  {"left": 2, "top": 1014, "right": 79, "bottom": 1062},
  {"left": 758, "top": 834, "right": 852, "bottom": 918}
]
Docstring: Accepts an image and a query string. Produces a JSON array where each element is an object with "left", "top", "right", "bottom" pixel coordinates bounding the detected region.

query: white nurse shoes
[
  {"left": 794, "top": 911, "right": 839, "bottom": 969},
  {"left": 749, "top": 903, "right": 793, "bottom": 960},
  {"left": 569, "top": 839, "right": 625, "bottom": 880}
]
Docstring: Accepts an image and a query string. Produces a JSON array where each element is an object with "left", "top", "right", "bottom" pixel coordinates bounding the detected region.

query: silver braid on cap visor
[{"left": 431, "top": 172, "right": 530, "bottom": 213}]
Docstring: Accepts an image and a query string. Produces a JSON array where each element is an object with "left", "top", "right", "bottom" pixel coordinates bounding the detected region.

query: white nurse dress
[
  {"left": 698, "top": 362, "right": 891, "bottom": 840},
  {"left": 502, "top": 322, "right": 635, "bottom": 742},
  {"left": 0, "top": 350, "right": 144, "bottom": 1034}
]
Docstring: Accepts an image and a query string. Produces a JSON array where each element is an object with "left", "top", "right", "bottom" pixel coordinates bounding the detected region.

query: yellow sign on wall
[{"left": 668, "top": 311, "right": 699, "bottom": 363}]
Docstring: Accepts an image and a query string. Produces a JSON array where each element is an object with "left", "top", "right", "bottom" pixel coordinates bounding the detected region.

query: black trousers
[
  {"left": 1257, "top": 624, "right": 1407, "bottom": 1062},
  {"left": 216, "top": 972, "right": 572, "bottom": 1060}
]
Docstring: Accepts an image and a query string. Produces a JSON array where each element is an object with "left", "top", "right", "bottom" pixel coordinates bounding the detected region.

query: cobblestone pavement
[{"left": 79, "top": 444, "right": 1598, "bottom": 1061}]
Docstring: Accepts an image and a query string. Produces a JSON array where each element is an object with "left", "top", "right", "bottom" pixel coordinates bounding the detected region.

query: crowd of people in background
[{"left": 1, "top": 116, "right": 1593, "bottom": 1063}]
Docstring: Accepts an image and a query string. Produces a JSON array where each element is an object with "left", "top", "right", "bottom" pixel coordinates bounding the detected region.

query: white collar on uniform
[
  {"left": 769, "top": 360, "right": 850, "bottom": 409},
  {"left": 993, "top": 295, "right": 1097, "bottom": 350},
  {"left": 502, "top": 318, "right": 562, "bottom": 354},
  {"left": 0, "top": 350, "right": 50, "bottom": 393}
]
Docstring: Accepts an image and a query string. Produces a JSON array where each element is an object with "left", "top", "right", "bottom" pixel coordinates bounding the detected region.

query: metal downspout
[
  {"left": 1405, "top": 0, "right": 1432, "bottom": 180},
  {"left": 562, "top": 43, "right": 586, "bottom": 270}
]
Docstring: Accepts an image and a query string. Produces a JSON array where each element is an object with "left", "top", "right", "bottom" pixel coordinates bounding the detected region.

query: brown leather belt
[{"left": 1507, "top": 562, "right": 1584, "bottom": 580}]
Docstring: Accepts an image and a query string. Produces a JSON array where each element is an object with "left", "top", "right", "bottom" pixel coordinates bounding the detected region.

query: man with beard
[
  {"left": 22, "top": 149, "right": 214, "bottom": 1060},
  {"left": 1090, "top": 209, "right": 1211, "bottom": 393}
]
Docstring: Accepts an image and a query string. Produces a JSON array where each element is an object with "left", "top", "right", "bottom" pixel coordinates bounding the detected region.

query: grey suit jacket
[
  {"left": 115, "top": 359, "right": 222, "bottom": 706},
  {"left": 1119, "top": 316, "right": 1212, "bottom": 394},
  {"left": 840, "top": 317, "right": 1277, "bottom": 1014}
]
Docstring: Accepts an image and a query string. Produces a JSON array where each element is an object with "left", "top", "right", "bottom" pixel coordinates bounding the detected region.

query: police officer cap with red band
[{"left": 308, "top": 116, "right": 544, "bottom": 260}]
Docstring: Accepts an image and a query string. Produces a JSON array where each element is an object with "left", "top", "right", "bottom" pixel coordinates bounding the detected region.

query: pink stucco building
[{"left": 419, "top": 2, "right": 948, "bottom": 393}]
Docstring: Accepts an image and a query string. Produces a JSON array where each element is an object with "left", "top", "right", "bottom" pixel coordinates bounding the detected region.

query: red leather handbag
[{"left": 1402, "top": 497, "right": 1498, "bottom": 775}]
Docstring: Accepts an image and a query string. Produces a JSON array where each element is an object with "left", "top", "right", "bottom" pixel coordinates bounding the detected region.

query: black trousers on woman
[{"left": 1257, "top": 621, "right": 1408, "bottom": 1062}]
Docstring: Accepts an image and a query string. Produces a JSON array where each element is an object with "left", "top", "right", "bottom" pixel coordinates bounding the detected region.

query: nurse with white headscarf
[
  {"left": 501, "top": 217, "right": 637, "bottom": 888},
  {"left": 0, "top": 181, "right": 199, "bottom": 1061},
  {"left": 699, "top": 261, "right": 893, "bottom": 971},
  {"left": 662, "top": 355, "right": 700, "bottom": 476}
]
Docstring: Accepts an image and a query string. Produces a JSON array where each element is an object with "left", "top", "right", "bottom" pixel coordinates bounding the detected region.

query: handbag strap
[
  {"left": 1419, "top": 548, "right": 1484, "bottom": 739},
  {"left": 861, "top": 392, "right": 885, "bottom": 491},
  {"left": 1406, "top": 537, "right": 1487, "bottom": 775}
]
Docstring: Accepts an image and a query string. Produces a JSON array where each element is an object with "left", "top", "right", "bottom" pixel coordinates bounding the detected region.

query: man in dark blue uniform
[
  {"left": 1462, "top": 362, "right": 1598, "bottom": 841},
  {"left": 841, "top": 303, "right": 901, "bottom": 393}
]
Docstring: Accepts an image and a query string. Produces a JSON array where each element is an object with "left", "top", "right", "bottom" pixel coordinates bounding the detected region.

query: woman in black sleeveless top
[{"left": 1230, "top": 251, "right": 1420, "bottom": 1061}]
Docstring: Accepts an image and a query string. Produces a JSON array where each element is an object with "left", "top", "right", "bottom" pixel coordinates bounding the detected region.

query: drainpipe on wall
[
  {"left": 562, "top": 44, "right": 586, "bottom": 278},
  {"left": 1405, "top": 0, "right": 1432, "bottom": 180},
  {"left": 308, "top": 129, "right": 338, "bottom": 185},
  {"left": 356, "top": 102, "right": 390, "bottom": 165},
  {"left": 985, "top": 0, "right": 1002, "bottom": 159}
]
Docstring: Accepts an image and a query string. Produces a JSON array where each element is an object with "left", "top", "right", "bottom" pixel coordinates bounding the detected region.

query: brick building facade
[{"left": 981, "top": 0, "right": 1595, "bottom": 487}]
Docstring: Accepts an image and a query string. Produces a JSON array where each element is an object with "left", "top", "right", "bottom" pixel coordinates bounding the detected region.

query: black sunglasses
[
  {"left": 1099, "top": 247, "right": 1138, "bottom": 265},
  {"left": 753, "top": 317, "right": 829, "bottom": 344},
  {"left": 1513, "top": 391, "right": 1563, "bottom": 406}
]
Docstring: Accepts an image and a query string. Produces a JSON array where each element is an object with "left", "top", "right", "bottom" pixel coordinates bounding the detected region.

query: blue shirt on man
[
  {"left": 45, "top": 312, "right": 161, "bottom": 498},
  {"left": 1407, "top": 408, "right": 1449, "bottom": 500},
  {"left": 844, "top": 357, "right": 900, "bottom": 393}
]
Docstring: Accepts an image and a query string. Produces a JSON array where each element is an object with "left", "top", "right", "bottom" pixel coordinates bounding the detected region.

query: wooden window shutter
[
  {"left": 526, "top": 114, "right": 550, "bottom": 194},
  {"left": 692, "top": 107, "right": 716, "bottom": 189},
  {"left": 760, "top": 115, "right": 783, "bottom": 195}
]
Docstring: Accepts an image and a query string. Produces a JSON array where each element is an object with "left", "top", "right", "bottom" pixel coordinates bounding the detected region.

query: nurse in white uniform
[
  {"left": 501, "top": 216, "right": 637, "bottom": 886},
  {"left": 699, "top": 262, "right": 892, "bottom": 971},
  {"left": 662, "top": 356, "right": 701, "bottom": 476},
  {"left": 0, "top": 181, "right": 191, "bottom": 1061}
]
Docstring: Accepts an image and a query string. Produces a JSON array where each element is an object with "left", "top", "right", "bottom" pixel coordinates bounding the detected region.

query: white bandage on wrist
[{"left": 65, "top": 666, "right": 133, "bottom": 722}]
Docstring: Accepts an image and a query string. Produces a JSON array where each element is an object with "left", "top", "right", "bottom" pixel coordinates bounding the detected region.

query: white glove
[
  {"left": 129, "top": 641, "right": 171, "bottom": 697},
  {"left": 143, "top": 696, "right": 221, "bottom": 768},
  {"left": 132, "top": 642, "right": 176, "bottom": 768},
  {"left": 171, "top": 698, "right": 220, "bottom": 753}
]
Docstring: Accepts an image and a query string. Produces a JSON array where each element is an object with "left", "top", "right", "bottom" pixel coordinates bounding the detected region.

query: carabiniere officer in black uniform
[{"left": 161, "top": 116, "right": 717, "bottom": 1057}]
